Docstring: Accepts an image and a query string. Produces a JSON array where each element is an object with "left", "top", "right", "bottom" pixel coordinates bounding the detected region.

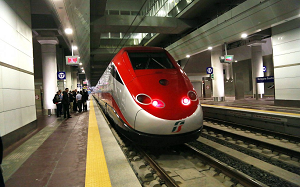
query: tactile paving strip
[
  {"left": 2, "top": 119, "right": 65, "bottom": 181},
  {"left": 85, "top": 98, "right": 112, "bottom": 187}
]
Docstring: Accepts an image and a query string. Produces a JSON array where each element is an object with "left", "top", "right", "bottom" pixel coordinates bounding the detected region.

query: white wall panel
[
  {"left": 275, "top": 89, "right": 300, "bottom": 100},
  {"left": 0, "top": 39, "right": 18, "bottom": 67},
  {"left": 21, "top": 106, "right": 36, "bottom": 126},
  {"left": 20, "top": 90, "right": 35, "bottom": 108},
  {"left": 17, "top": 17, "right": 32, "bottom": 41},
  {"left": 20, "top": 73, "right": 34, "bottom": 90},
  {"left": 272, "top": 27, "right": 300, "bottom": 46},
  {"left": 18, "top": 51, "right": 33, "bottom": 73},
  {"left": 2, "top": 89, "right": 21, "bottom": 111},
  {"left": 273, "top": 51, "right": 300, "bottom": 67},
  {"left": 273, "top": 39, "right": 300, "bottom": 57},
  {"left": 0, "top": 113, "right": 4, "bottom": 136},
  {"left": 0, "top": 66, "right": 2, "bottom": 89},
  {"left": 274, "top": 65, "right": 300, "bottom": 78},
  {"left": 275, "top": 77, "right": 300, "bottom": 89},
  {"left": 2, "top": 67, "right": 20, "bottom": 89},
  {"left": 0, "top": 0, "right": 35, "bottom": 137},
  {"left": 0, "top": 89, "right": 3, "bottom": 112},
  {"left": 272, "top": 21, "right": 300, "bottom": 101},
  {"left": 3, "top": 109, "right": 22, "bottom": 135},
  {"left": 0, "top": 0, "right": 17, "bottom": 29}
]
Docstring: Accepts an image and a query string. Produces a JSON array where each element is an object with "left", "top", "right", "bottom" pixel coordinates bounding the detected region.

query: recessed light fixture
[
  {"left": 72, "top": 46, "right": 78, "bottom": 50},
  {"left": 186, "top": 55, "right": 190, "bottom": 58},
  {"left": 65, "top": 28, "right": 73, "bottom": 34},
  {"left": 79, "top": 63, "right": 82, "bottom": 65},
  {"left": 208, "top": 46, "right": 212, "bottom": 50},
  {"left": 241, "top": 33, "right": 248, "bottom": 38},
  {"left": 235, "top": 60, "right": 238, "bottom": 62}
]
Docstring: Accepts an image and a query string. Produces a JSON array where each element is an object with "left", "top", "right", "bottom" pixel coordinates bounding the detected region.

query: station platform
[
  {"left": 200, "top": 97, "right": 300, "bottom": 137},
  {"left": 2, "top": 98, "right": 141, "bottom": 187}
]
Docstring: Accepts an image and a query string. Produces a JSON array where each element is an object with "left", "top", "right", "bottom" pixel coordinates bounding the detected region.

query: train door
[{"left": 202, "top": 77, "right": 212, "bottom": 98}]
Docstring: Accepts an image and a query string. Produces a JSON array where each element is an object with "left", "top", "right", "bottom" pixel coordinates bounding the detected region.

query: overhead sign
[
  {"left": 224, "top": 55, "right": 234, "bottom": 62},
  {"left": 219, "top": 55, "right": 234, "bottom": 63},
  {"left": 77, "top": 83, "right": 81, "bottom": 87},
  {"left": 256, "top": 76, "right": 274, "bottom": 83},
  {"left": 206, "top": 67, "right": 213, "bottom": 74},
  {"left": 66, "top": 56, "right": 80, "bottom": 65},
  {"left": 57, "top": 72, "right": 66, "bottom": 80}
]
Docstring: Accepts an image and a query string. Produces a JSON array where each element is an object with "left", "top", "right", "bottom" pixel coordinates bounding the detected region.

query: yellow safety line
[
  {"left": 201, "top": 104, "right": 300, "bottom": 117},
  {"left": 85, "top": 98, "right": 112, "bottom": 187}
]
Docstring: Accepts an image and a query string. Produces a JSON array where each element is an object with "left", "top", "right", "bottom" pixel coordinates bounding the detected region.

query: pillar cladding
[
  {"left": 37, "top": 37, "right": 59, "bottom": 114},
  {"left": 251, "top": 45, "right": 264, "bottom": 98},
  {"left": 211, "top": 46, "right": 225, "bottom": 101}
]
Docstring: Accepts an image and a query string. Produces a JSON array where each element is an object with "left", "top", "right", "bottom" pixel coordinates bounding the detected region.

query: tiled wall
[
  {"left": 0, "top": 0, "right": 36, "bottom": 136},
  {"left": 272, "top": 18, "right": 300, "bottom": 101}
]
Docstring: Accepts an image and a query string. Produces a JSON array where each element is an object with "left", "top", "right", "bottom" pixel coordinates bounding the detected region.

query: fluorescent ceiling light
[
  {"left": 241, "top": 33, "right": 248, "bottom": 38},
  {"left": 65, "top": 28, "right": 73, "bottom": 34}
]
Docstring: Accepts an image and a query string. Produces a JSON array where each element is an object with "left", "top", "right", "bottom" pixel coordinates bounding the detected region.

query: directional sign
[
  {"left": 256, "top": 76, "right": 274, "bottom": 83},
  {"left": 206, "top": 67, "right": 213, "bottom": 74},
  {"left": 263, "top": 66, "right": 267, "bottom": 72},
  {"left": 57, "top": 72, "right": 66, "bottom": 80}
]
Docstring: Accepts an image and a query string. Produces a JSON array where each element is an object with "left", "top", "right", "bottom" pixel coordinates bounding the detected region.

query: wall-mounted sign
[
  {"left": 256, "top": 76, "right": 274, "bottom": 83},
  {"left": 263, "top": 66, "right": 267, "bottom": 72},
  {"left": 206, "top": 67, "right": 213, "bottom": 74},
  {"left": 66, "top": 56, "right": 80, "bottom": 65},
  {"left": 219, "top": 55, "right": 234, "bottom": 63},
  {"left": 57, "top": 72, "right": 66, "bottom": 80}
]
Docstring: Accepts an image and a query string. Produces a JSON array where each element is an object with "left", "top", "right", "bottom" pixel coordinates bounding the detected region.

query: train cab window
[
  {"left": 115, "top": 71, "right": 123, "bottom": 85},
  {"left": 128, "top": 52, "right": 175, "bottom": 70}
]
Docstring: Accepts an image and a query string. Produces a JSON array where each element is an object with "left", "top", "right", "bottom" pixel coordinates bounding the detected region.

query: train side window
[{"left": 115, "top": 70, "right": 124, "bottom": 85}]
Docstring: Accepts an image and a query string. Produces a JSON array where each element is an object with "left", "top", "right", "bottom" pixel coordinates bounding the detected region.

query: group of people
[{"left": 53, "top": 88, "right": 89, "bottom": 118}]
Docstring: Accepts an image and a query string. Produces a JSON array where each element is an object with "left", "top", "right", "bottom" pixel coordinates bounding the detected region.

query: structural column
[
  {"left": 66, "top": 65, "right": 72, "bottom": 89},
  {"left": 211, "top": 46, "right": 225, "bottom": 101},
  {"left": 37, "top": 37, "right": 59, "bottom": 115},
  {"left": 251, "top": 45, "right": 264, "bottom": 98}
]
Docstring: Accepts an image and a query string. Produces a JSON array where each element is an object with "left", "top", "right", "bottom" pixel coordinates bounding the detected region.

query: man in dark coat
[{"left": 62, "top": 88, "right": 71, "bottom": 118}]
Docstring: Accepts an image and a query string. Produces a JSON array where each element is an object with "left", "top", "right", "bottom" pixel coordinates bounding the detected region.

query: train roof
[{"left": 120, "top": 46, "right": 165, "bottom": 53}]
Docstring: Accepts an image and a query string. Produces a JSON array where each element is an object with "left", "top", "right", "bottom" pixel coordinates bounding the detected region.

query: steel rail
[
  {"left": 135, "top": 146, "right": 179, "bottom": 187},
  {"left": 203, "top": 125, "right": 300, "bottom": 159},
  {"left": 185, "top": 143, "right": 267, "bottom": 187}
]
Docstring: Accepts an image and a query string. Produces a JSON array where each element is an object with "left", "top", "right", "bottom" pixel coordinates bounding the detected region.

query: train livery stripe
[
  {"left": 201, "top": 104, "right": 300, "bottom": 117},
  {"left": 85, "top": 98, "right": 112, "bottom": 187}
]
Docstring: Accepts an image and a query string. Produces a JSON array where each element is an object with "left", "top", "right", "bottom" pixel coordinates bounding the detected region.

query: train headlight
[
  {"left": 136, "top": 94, "right": 152, "bottom": 105},
  {"left": 152, "top": 99, "right": 165, "bottom": 108},
  {"left": 182, "top": 97, "right": 191, "bottom": 105},
  {"left": 188, "top": 91, "right": 197, "bottom": 101}
]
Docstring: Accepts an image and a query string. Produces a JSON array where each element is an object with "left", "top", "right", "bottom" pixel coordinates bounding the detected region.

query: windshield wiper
[{"left": 152, "top": 58, "right": 166, "bottom": 69}]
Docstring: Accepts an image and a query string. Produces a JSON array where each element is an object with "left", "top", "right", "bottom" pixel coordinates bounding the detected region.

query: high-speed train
[{"left": 93, "top": 47, "right": 203, "bottom": 146}]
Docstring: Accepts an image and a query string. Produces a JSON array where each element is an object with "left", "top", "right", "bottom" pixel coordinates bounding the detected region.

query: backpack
[{"left": 53, "top": 94, "right": 59, "bottom": 104}]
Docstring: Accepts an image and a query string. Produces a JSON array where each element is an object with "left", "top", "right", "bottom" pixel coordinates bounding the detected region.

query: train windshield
[{"left": 128, "top": 52, "right": 175, "bottom": 70}]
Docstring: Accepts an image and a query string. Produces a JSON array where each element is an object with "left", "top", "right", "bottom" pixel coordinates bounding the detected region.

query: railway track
[{"left": 95, "top": 97, "right": 300, "bottom": 186}]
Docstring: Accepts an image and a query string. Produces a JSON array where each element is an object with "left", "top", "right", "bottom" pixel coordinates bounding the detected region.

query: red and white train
[{"left": 92, "top": 47, "right": 203, "bottom": 146}]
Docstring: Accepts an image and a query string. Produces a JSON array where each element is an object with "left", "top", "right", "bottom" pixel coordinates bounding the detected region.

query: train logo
[{"left": 172, "top": 121, "right": 185, "bottom": 133}]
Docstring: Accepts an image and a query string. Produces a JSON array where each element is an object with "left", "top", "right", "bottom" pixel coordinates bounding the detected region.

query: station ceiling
[{"left": 30, "top": 0, "right": 300, "bottom": 86}]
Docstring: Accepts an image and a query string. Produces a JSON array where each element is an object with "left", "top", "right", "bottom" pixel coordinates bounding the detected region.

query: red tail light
[
  {"left": 152, "top": 99, "right": 165, "bottom": 108},
  {"left": 182, "top": 97, "right": 191, "bottom": 106}
]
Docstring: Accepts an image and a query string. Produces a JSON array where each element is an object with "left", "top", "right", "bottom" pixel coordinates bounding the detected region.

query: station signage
[
  {"left": 256, "top": 76, "right": 274, "bottom": 83},
  {"left": 206, "top": 67, "right": 213, "bottom": 74},
  {"left": 57, "top": 72, "right": 66, "bottom": 80},
  {"left": 66, "top": 56, "right": 80, "bottom": 65}
]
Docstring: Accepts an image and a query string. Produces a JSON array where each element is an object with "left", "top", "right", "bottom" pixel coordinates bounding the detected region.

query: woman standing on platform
[{"left": 76, "top": 91, "right": 83, "bottom": 112}]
